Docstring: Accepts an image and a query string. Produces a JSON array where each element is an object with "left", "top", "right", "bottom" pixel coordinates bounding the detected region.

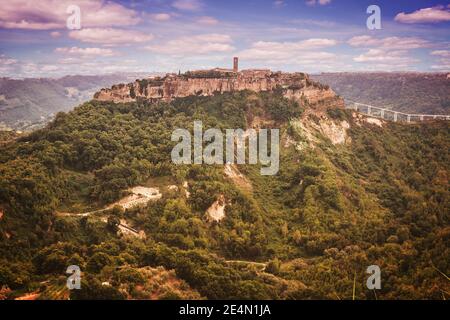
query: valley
[
  {"left": 0, "top": 73, "right": 154, "bottom": 131},
  {"left": 312, "top": 72, "right": 450, "bottom": 115}
]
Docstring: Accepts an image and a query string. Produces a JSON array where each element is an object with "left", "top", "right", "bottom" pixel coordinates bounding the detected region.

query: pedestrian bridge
[{"left": 345, "top": 100, "right": 450, "bottom": 123}]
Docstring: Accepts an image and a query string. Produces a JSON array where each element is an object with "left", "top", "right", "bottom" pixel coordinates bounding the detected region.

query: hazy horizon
[{"left": 1, "top": 69, "right": 450, "bottom": 81}]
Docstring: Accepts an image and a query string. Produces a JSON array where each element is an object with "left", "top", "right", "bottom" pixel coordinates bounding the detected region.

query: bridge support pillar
[
  {"left": 394, "top": 112, "right": 398, "bottom": 122},
  {"left": 380, "top": 110, "right": 385, "bottom": 119},
  {"left": 367, "top": 106, "right": 371, "bottom": 116},
  {"left": 420, "top": 115, "right": 424, "bottom": 121},
  {"left": 407, "top": 115, "right": 411, "bottom": 123}
]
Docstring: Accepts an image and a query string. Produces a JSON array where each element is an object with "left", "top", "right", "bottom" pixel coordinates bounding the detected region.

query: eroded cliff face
[{"left": 94, "top": 70, "right": 344, "bottom": 110}]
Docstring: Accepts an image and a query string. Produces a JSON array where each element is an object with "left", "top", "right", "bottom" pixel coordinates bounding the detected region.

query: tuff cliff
[{"left": 94, "top": 69, "right": 344, "bottom": 110}]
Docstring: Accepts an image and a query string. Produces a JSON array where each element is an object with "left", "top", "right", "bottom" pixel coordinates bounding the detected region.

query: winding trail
[
  {"left": 55, "top": 186, "right": 161, "bottom": 238},
  {"left": 225, "top": 260, "right": 267, "bottom": 271}
]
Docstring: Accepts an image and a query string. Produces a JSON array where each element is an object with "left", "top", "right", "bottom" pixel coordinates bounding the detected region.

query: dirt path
[
  {"left": 110, "top": 186, "right": 161, "bottom": 210},
  {"left": 56, "top": 186, "right": 160, "bottom": 239},
  {"left": 56, "top": 208, "right": 106, "bottom": 217},
  {"left": 57, "top": 186, "right": 162, "bottom": 218},
  {"left": 225, "top": 260, "right": 267, "bottom": 271}
]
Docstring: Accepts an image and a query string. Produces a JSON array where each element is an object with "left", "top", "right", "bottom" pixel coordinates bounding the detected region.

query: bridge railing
[{"left": 345, "top": 100, "right": 450, "bottom": 122}]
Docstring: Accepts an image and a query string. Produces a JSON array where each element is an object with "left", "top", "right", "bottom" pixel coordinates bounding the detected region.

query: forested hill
[
  {"left": 0, "top": 91, "right": 449, "bottom": 300},
  {"left": 312, "top": 72, "right": 450, "bottom": 115}
]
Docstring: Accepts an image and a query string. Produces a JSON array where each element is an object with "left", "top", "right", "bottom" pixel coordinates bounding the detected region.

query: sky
[{"left": 0, "top": 0, "right": 449, "bottom": 78}]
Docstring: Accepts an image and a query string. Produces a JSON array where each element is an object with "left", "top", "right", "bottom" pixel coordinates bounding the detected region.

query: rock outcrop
[
  {"left": 94, "top": 69, "right": 344, "bottom": 109},
  {"left": 206, "top": 194, "right": 226, "bottom": 222}
]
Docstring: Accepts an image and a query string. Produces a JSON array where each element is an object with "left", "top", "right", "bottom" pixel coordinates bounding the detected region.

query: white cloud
[
  {"left": 58, "top": 57, "right": 86, "bottom": 65},
  {"left": 238, "top": 38, "right": 338, "bottom": 68},
  {"left": 430, "top": 50, "right": 450, "bottom": 71},
  {"left": 0, "top": 53, "right": 149, "bottom": 78},
  {"left": 0, "top": 0, "right": 140, "bottom": 30},
  {"left": 19, "top": 63, "right": 39, "bottom": 75},
  {"left": 150, "top": 13, "right": 172, "bottom": 21},
  {"left": 354, "top": 49, "right": 415, "bottom": 63},
  {"left": 172, "top": 0, "right": 203, "bottom": 11},
  {"left": 273, "top": 1, "right": 285, "bottom": 8},
  {"left": 0, "top": 57, "right": 60, "bottom": 78},
  {"left": 145, "top": 34, "right": 234, "bottom": 55},
  {"left": 196, "top": 16, "right": 219, "bottom": 25},
  {"left": 349, "top": 35, "right": 425, "bottom": 69},
  {"left": 69, "top": 28, "right": 154, "bottom": 45},
  {"left": 50, "top": 31, "right": 61, "bottom": 38},
  {"left": 352, "top": 49, "right": 420, "bottom": 71},
  {"left": 290, "top": 18, "right": 336, "bottom": 28},
  {"left": 348, "top": 36, "right": 430, "bottom": 50},
  {"left": 40, "top": 65, "right": 60, "bottom": 72},
  {"left": 306, "top": 0, "right": 332, "bottom": 6},
  {"left": 55, "top": 47, "right": 118, "bottom": 57},
  {"left": 0, "top": 54, "right": 18, "bottom": 75},
  {"left": 240, "top": 38, "right": 337, "bottom": 58},
  {"left": 395, "top": 6, "right": 450, "bottom": 24},
  {"left": 0, "top": 54, "right": 18, "bottom": 66},
  {"left": 430, "top": 65, "right": 450, "bottom": 71},
  {"left": 431, "top": 50, "right": 450, "bottom": 58}
]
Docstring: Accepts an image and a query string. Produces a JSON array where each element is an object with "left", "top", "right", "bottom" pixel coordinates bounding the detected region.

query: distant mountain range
[
  {"left": 312, "top": 72, "right": 450, "bottom": 115},
  {"left": 0, "top": 73, "right": 156, "bottom": 131}
]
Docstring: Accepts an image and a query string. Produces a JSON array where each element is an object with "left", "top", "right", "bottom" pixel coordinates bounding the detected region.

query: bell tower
[{"left": 233, "top": 57, "right": 238, "bottom": 72}]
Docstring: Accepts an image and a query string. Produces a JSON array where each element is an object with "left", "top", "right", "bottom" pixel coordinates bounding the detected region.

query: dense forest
[
  {"left": 312, "top": 73, "right": 450, "bottom": 115},
  {"left": 0, "top": 90, "right": 449, "bottom": 299}
]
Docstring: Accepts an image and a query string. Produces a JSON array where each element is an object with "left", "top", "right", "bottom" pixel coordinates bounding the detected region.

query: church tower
[{"left": 233, "top": 57, "right": 239, "bottom": 72}]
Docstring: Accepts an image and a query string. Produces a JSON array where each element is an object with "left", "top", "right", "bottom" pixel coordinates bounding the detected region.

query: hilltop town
[{"left": 94, "top": 58, "right": 343, "bottom": 110}]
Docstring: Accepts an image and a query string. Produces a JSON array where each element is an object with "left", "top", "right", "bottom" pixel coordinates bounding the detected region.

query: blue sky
[{"left": 0, "top": 0, "right": 449, "bottom": 78}]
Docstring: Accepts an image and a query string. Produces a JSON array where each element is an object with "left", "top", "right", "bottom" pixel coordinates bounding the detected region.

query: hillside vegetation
[{"left": 0, "top": 91, "right": 449, "bottom": 299}]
